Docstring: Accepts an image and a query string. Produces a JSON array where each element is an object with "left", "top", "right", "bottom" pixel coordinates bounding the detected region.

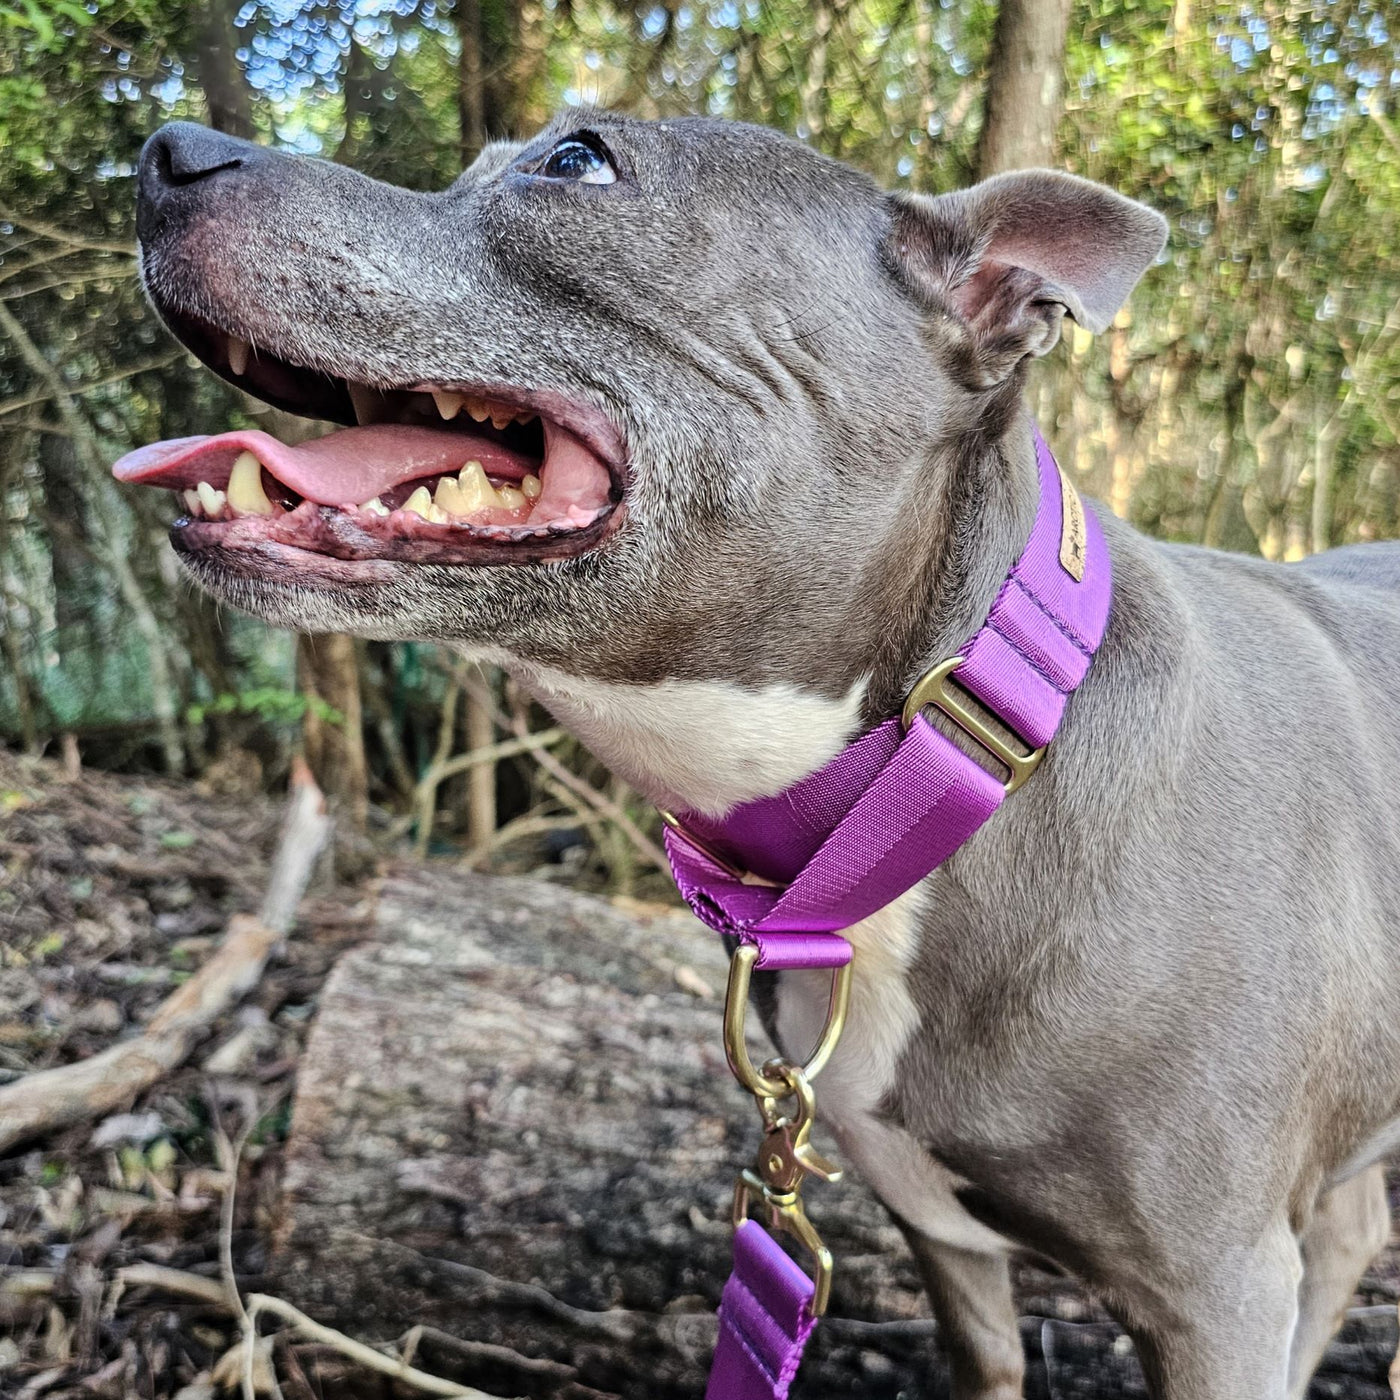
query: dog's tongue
[{"left": 112, "top": 424, "right": 533, "bottom": 506}]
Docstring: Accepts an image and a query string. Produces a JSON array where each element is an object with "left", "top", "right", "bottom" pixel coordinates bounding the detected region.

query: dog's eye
[{"left": 539, "top": 137, "right": 616, "bottom": 186}]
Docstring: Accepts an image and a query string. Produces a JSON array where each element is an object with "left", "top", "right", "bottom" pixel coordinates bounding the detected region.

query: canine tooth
[
  {"left": 361, "top": 496, "right": 389, "bottom": 516},
  {"left": 456, "top": 460, "right": 495, "bottom": 512},
  {"left": 195, "top": 480, "right": 227, "bottom": 518},
  {"left": 521, "top": 474, "right": 542, "bottom": 500},
  {"left": 434, "top": 476, "right": 468, "bottom": 516},
  {"left": 227, "top": 336, "right": 249, "bottom": 377},
  {"left": 465, "top": 397, "right": 490, "bottom": 423},
  {"left": 402, "top": 485, "right": 433, "bottom": 518},
  {"left": 226, "top": 451, "right": 274, "bottom": 516},
  {"left": 432, "top": 389, "right": 464, "bottom": 421},
  {"left": 182, "top": 489, "right": 202, "bottom": 516},
  {"left": 495, "top": 485, "right": 527, "bottom": 511}
]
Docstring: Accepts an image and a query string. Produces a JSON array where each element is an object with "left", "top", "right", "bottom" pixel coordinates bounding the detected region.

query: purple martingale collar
[{"left": 662, "top": 428, "right": 1114, "bottom": 1400}]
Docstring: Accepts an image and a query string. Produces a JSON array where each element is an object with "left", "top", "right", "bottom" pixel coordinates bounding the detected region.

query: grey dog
[{"left": 123, "top": 110, "right": 1400, "bottom": 1399}]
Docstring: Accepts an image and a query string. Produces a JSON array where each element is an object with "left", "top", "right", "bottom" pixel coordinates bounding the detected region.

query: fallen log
[
  {"left": 272, "top": 869, "right": 1398, "bottom": 1399},
  {"left": 0, "top": 760, "right": 332, "bottom": 1153}
]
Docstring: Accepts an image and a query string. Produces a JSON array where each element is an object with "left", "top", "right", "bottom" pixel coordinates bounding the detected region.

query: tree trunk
[
  {"left": 273, "top": 869, "right": 1399, "bottom": 1399},
  {"left": 457, "top": 0, "right": 487, "bottom": 162},
  {"left": 190, "top": 0, "right": 256, "bottom": 140},
  {"left": 1311, "top": 403, "right": 1345, "bottom": 555},
  {"left": 975, "top": 0, "right": 1074, "bottom": 179},
  {"left": 297, "top": 632, "right": 369, "bottom": 833},
  {"left": 464, "top": 675, "right": 496, "bottom": 850}
]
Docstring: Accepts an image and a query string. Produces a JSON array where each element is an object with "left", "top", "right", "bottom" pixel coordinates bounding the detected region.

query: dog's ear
[{"left": 886, "top": 170, "right": 1168, "bottom": 387}]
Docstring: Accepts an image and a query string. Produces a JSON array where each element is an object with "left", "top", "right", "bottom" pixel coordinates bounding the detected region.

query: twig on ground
[
  {"left": 246, "top": 1295, "right": 512, "bottom": 1400},
  {"left": 208, "top": 1092, "right": 286, "bottom": 1400},
  {"left": 115, "top": 1264, "right": 226, "bottom": 1307},
  {"left": 469, "top": 808, "right": 602, "bottom": 866},
  {"left": 117, "top": 1266, "right": 516, "bottom": 1398},
  {"left": 403, "top": 1325, "right": 579, "bottom": 1381},
  {"left": 507, "top": 695, "right": 667, "bottom": 870},
  {"left": 0, "top": 762, "right": 331, "bottom": 1152}
]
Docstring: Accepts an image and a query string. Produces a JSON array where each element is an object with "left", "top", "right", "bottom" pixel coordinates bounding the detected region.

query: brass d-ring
[
  {"left": 901, "top": 655, "right": 1046, "bottom": 794},
  {"left": 723, "top": 943, "right": 852, "bottom": 1100}
]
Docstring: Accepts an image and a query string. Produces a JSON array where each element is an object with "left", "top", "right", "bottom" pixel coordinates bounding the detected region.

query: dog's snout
[
  {"left": 138, "top": 123, "right": 268, "bottom": 239},
  {"left": 143, "top": 122, "right": 261, "bottom": 186}
]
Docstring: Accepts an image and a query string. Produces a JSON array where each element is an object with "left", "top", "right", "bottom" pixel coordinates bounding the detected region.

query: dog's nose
[{"left": 138, "top": 123, "right": 267, "bottom": 232}]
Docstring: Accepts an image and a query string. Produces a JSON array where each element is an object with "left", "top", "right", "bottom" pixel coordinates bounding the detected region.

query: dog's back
[
  {"left": 1289, "top": 541, "right": 1400, "bottom": 717},
  {"left": 1294, "top": 539, "right": 1400, "bottom": 593}
]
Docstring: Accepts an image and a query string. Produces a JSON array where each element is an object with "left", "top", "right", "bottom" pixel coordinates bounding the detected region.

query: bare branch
[
  {"left": 0, "top": 351, "right": 184, "bottom": 418},
  {"left": 1, "top": 264, "right": 137, "bottom": 302},
  {"left": 0, "top": 201, "right": 135, "bottom": 257},
  {"left": 507, "top": 695, "right": 667, "bottom": 870}
]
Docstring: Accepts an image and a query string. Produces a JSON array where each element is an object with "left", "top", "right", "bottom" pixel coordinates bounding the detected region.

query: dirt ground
[
  {"left": 2, "top": 750, "right": 1400, "bottom": 1399},
  {"left": 0, "top": 751, "right": 374, "bottom": 1398}
]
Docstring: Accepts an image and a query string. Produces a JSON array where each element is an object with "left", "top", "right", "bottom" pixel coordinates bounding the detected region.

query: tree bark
[
  {"left": 190, "top": 0, "right": 256, "bottom": 140},
  {"left": 298, "top": 632, "right": 369, "bottom": 833},
  {"left": 975, "top": 0, "right": 1074, "bottom": 179},
  {"left": 463, "top": 673, "right": 497, "bottom": 851},
  {"left": 457, "top": 0, "right": 487, "bottom": 162}
]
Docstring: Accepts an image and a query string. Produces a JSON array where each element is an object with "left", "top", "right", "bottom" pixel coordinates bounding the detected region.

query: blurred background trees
[{"left": 1, "top": 0, "right": 1397, "bottom": 875}]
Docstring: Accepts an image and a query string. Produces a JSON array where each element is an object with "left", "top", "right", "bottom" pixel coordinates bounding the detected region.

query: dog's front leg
[
  {"left": 1110, "top": 1216, "right": 1303, "bottom": 1400},
  {"left": 894, "top": 1223, "right": 1023, "bottom": 1400}
]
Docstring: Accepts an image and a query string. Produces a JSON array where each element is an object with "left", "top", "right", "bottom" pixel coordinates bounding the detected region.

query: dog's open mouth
[{"left": 113, "top": 314, "right": 626, "bottom": 566}]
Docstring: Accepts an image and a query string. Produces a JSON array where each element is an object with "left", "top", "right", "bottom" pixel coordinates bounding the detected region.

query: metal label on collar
[{"left": 1056, "top": 463, "right": 1087, "bottom": 582}]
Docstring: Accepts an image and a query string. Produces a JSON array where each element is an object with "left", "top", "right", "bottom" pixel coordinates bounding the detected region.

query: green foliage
[
  {"left": 0, "top": 0, "right": 1397, "bottom": 805},
  {"left": 185, "top": 688, "right": 344, "bottom": 728}
]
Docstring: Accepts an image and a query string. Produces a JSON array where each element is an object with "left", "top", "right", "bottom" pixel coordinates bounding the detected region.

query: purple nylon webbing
[
  {"left": 685, "top": 428, "right": 1112, "bottom": 1399},
  {"left": 705, "top": 1222, "right": 817, "bottom": 1400}
]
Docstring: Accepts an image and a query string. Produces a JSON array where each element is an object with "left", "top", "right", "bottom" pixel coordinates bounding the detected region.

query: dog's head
[{"left": 117, "top": 110, "right": 1165, "bottom": 703}]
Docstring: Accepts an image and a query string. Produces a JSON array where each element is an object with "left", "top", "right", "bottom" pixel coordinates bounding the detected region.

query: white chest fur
[
  {"left": 483, "top": 653, "right": 1009, "bottom": 1255},
  {"left": 508, "top": 661, "right": 867, "bottom": 817}
]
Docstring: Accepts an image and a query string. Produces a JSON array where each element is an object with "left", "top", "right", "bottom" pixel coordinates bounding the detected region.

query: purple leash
[{"left": 661, "top": 429, "right": 1114, "bottom": 1400}]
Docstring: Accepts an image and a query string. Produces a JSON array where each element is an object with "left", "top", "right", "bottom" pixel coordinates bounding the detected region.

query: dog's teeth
[
  {"left": 226, "top": 451, "right": 274, "bottom": 516},
  {"left": 521, "top": 474, "right": 542, "bottom": 500},
  {"left": 348, "top": 382, "right": 385, "bottom": 426},
  {"left": 432, "top": 389, "right": 464, "bottom": 421},
  {"left": 227, "top": 336, "right": 250, "bottom": 377},
  {"left": 426, "top": 503, "right": 449, "bottom": 524},
  {"left": 434, "top": 476, "right": 468, "bottom": 516},
  {"left": 465, "top": 397, "right": 490, "bottom": 423},
  {"left": 182, "top": 489, "right": 202, "bottom": 516},
  {"left": 495, "top": 485, "right": 526, "bottom": 511},
  {"left": 195, "top": 480, "right": 227, "bottom": 519},
  {"left": 402, "top": 485, "right": 433, "bottom": 518},
  {"left": 489, "top": 411, "right": 512, "bottom": 430},
  {"left": 360, "top": 496, "right": 389, "bottom": 516},
  {"left": 456, "top": 460, "right": 495, "bottom": 512}
]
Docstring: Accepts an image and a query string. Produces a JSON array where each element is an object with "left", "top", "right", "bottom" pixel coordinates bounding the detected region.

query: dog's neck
[{"left": 485, "top": 412, "right": 1040, "bottom": 818}]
